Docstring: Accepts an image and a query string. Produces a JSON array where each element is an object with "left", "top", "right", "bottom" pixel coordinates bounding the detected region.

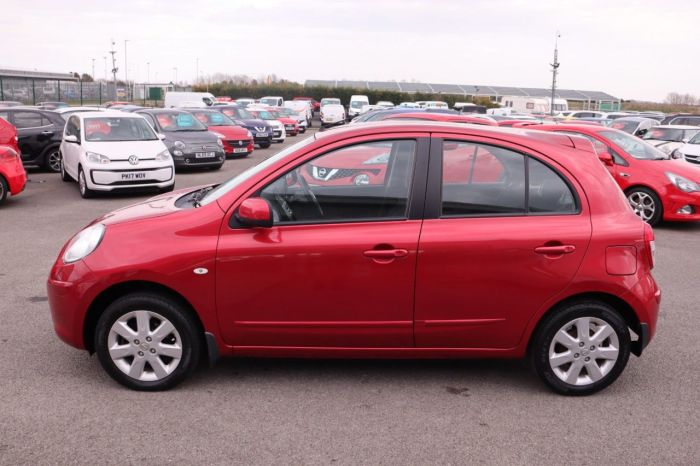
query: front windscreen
[
  {"left": 192, "top": 111, "right": 235, "bottom": 126},
  {"left": 84, "top": 117, "right": 158, "bottom": 141},
  {"left": 154, "top": 112, "right": 207, "bottom": 131}
]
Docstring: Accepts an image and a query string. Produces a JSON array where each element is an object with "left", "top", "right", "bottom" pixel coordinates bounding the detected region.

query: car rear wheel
[
  {"left": 60, "top": 156, "right": 72, "bottom": 182},
  {"left": 78, "top": 167, "right": 95, "bottom": 199},
  {"left": 626, "top": 187, "right": 662, "bottom": 226},
  {"left": 0, "top": 176, "right": 7, "bottom": 205},
  {"left": 531, "top": 301, "right": 631, "bottom": 395},
  {"left": 45, "top": 148, "right": 62, "bottom": 173},
  {"left": 95, "top": 293, "right": 201, "bottom": 391}
]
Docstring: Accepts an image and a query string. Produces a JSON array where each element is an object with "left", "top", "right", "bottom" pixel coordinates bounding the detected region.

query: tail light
[
  {"left": 644, "top": 223, "right": 655, "bottom": 269},
  {"left": 0, "top": 147, "right": 19, "bottom": 161}
]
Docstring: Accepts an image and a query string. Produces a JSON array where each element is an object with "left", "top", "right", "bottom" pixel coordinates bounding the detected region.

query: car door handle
[
  {"left": 619, "top": 172, "right": 631, "bottom": 178},
  {"left": 40, "top": 131, "right": 54, "bottom": 136},
  {"left": 535, "top": 245, "right": 576, "bottom": 255},
  {"left": 363, "top": 249, "right": 409, "bottom": 259}
]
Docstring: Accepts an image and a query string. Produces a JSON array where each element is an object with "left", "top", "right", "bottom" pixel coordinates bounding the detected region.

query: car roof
[
  {"left": 652, "top": 124, "right": 699, "bottom": 129},
  {"left": 74, "top": 110, "right": 142, "bottom": 118},
  {"left": 136, "top": 108, "right": 189, "bottom": 114},
  {"left": 613, "top": 116, "right": 657, "bottom": 122}
]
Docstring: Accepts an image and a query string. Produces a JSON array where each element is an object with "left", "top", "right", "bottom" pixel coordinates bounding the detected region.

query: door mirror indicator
[
  {"left": 64, "top": 135, "right": 79, "bottom": 144},
  {"left": 236, "top": 197, "right": 273, "bottom": 228}
]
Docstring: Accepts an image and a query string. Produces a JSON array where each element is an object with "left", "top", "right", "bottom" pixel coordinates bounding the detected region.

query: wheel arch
[
  {"left": 83, "top": 280, "right": 206, "bottom": 354},
  {"left": 526, "top": 291, "right": 642, "bottom": 355}
]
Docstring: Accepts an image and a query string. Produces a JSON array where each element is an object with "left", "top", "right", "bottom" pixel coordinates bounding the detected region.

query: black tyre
[
  {"left": 0, "top": 175, "right": 8, "bottom": 205},
  {"left": 95, "top": 293, "right": 202, "bottom": 391},
  {"left": 60, "top": 155, "right": 72, "bottom": 182},
  {"left": 259, "top": 142, "right": 271, "bottom": 149},
  {"left": 626, "top": 187, "right": 662, "bottom": 226},
  {"left": 78, "top": 166, "right": 96, "bottom": 199},
  {"left": 44, "top": 147, "right": 62, "bottom": 173},
  {"left": 531, "top": 301, "right": 631, "bottom": 396}
]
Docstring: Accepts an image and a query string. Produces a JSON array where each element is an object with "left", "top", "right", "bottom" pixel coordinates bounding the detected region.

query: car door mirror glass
[{"left": 236, "top": 198, "right": 273, "bottom": 228}]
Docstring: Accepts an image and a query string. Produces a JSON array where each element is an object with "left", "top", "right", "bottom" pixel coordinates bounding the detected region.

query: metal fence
[{"left": 0, "top": 78, "right": 190, "bottom": 105}]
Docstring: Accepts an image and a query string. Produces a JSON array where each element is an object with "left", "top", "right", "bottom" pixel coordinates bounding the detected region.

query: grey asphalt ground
[{"left": 1, "top": 125, "right": 699, "bottom": 465}]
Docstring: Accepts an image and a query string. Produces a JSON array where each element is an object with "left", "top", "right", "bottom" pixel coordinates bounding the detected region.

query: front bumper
[
  {"left": 86, "top": 161, "right": 175, "bottom": 191},
  {"left": 662, "top": 189, "right": 700, "bottom": 221},
  {"left": 223, "top": 139, "right": 254, "bottom": 156},
  {"left": 47, "top": 259, "right": 95, "bottom": 349}
]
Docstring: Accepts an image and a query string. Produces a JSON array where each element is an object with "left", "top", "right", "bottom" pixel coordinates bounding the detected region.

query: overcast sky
[{"left": 1, "top": 0, "right": 695, "bottom": 101}]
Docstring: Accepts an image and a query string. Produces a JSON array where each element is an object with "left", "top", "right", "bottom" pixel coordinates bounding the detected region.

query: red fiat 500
[
  {"left": 534, "top": 124, "right": 700, "bottom": 225},
  {"left": 190, "top": 109, "right": 254, "bottom": 157},
  {"left": 47, "top": 122, "right": 660, "bottom": 394}
]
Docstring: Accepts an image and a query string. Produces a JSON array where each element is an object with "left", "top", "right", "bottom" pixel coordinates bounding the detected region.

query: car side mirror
[
  {"left": 636, "top": 129, "right": 648, "bottom": 137},
  {"left": 157, "top": 133, "right": 166, "bottom": 140},
  {"left": 236, "top": 197, "right": 273, "bottom": 228},
  {"left": 682, "top": 138, "right": 689, "bottom": 143},
  {"left": 598, "top": 151, "right": 614, "bottom": 166},
  {"left": 64, "top": 134, "right": 79, "bottom": 144}
]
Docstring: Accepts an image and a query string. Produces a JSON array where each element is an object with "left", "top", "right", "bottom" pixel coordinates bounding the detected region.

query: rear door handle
[
  {"left": 534, "top": 245, "right": 576, "bottom": 255},
  {"left": 363, "top": 249, "right": 408, "bottom": 259}
]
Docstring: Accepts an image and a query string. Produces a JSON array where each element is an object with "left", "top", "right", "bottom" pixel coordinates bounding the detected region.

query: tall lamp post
[
  {"left": 550, "top": 32, "right": 561, "bottom": 116},
  {"left": 173, "top": 67, "right": 178, "bottom": 88},
  {"left": 124, "top": 39, "right": 130, "bottom": 100}
]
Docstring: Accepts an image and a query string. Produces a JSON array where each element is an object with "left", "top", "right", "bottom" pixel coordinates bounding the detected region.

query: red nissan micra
[{"left": 47, "top": 122, "right": 660, "bottom": 394}]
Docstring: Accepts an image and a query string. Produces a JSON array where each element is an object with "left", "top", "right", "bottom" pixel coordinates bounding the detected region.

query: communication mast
[{"left": 550, "top": 32, "right": 561, "bottom": 116}]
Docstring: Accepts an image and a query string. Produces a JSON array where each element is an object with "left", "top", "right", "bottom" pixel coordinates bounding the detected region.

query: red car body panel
[
  {"left": 191, "top": 113, "right": 253, "bottom": 156},
  {"left": 47, "top": 122, "right": 659, "bottom": 363},
  {"left": 0, "top": 119, "right": 26, "bottom": 196},
  {"left": 535, "top": 124, "right": 700, "bottom": 222}
]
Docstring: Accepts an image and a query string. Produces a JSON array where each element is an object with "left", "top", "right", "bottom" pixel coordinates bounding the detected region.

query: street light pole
[
  {"left": 196, "top": 58, "right": 199, "bottom": 85},
  {"left": 173, "top": 67, "right": 178, "bottom": 87},
  {"left": 550, "top": 31, "right": 561, "bottom": 116},
  {"left": 103, "top": 56, "right": 107, "bottom": 80},
  {"left": 91, "top": 58, "right": 95, "bottom": 81},
  {"left": 147, "top": 62, "right": 150, "bottom": 84}
]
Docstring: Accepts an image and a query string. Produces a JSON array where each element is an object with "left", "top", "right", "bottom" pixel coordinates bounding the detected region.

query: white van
[
  {"left": 259, "top": 96, "right": 284, "bottom": 107},
  {"left": 348, "top": 95, "right": 369, "bottom": 120},
  {"left": 500, "top": 96, "right": 568, "bottom": 114},
  {"left": 164, "top": 91, "right": 216, "bottom": 108}
]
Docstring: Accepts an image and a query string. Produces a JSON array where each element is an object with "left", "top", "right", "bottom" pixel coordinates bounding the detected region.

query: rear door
[
  {"left": 11, "top": 111, "right": 55, "bottom": 164},
  {"left": 414, "top": 136, "right": 592, "bottom": 349}
]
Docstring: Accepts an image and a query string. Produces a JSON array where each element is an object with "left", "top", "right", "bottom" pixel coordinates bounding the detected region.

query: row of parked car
[{"left": 0, "top": 97, "right": 318, "bottom": 203}]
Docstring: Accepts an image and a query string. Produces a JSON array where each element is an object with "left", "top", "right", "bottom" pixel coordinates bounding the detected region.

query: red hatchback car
[
  {"left": 48, "top": 122, "right": 660, "bottom": 394},
  {"left": 0, "top": 118, "right": 26, "bottom": 205},
  {"left": 190, "top": 109, "right": 254, "bottom": 157},
  {"left": 534, "top": 124, "right": 700, "bottom": 225}
]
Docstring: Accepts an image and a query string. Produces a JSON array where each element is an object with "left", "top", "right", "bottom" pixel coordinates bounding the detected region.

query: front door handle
[
  {"left": 619, "top": 172, "right": 631, "bottom": 178},
  {"left": 363, "top": 249, "right": 408, "bottom": 260},
  {"left": 40, "top": 131, "right": 54, "bottom": 136},
  {"left": 534, "top": 245, "right": 576, "bottom": 255}
]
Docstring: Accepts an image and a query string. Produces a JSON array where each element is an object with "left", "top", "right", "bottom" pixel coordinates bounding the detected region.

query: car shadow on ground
[
  {"left": 185, "top": 356, "right": 545, "bottom": 395},
  {"left": 654, "top": 221, "right": 700, "bottom": 232}
]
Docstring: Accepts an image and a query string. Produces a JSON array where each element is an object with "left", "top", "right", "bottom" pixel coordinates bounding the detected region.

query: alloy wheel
[
  {"left": 79, "top": 170, "right": 86, "bottom": 195},
  {"left": 548, "top": 317, "right": 620, "bottom": 386},
  {"left": 47, "top": 151, "right": 61, "bottom": 172},
  {"left": 627, "top": 191, "right": 655, "bottom": 222},
  {"left": 107, "top": 310, "right": 183, "bottom": 382}
]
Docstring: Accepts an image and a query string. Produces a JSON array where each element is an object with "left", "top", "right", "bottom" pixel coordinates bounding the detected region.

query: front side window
[
  {"left": 600, "top": 130, "right": 667, "bottom": 160},
  {"left": 441, "top": 141, "right": 578, "bottom": 216},
  {"left": 260, "top": 140, "right": 416, "bottom": 224},
  {"left": 65, "top": 116, "right": 79, "bottom": 137}
]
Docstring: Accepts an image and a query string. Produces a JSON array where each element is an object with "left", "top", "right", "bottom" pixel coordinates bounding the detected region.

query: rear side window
[{"left": 441, "top": 141, "right": 578, "bottom": 216}]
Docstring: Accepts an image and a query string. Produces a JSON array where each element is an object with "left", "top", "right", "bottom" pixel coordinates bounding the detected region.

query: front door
[
  {"left": 415, "top": 137, "right": 592, "bottom": 349},
  {"left": 216, "top": 136, "right": 428, "bottom": 348}
]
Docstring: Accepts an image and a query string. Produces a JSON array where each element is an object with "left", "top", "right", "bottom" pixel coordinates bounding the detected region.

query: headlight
[
  {"left": 63, "top": 223, "right": 106, "bottom": 264},
  {"left": 155, "top": 149, "right": 171, "bottom": 161},
  {"left": 86, "top": 151, "right": 110, "bottom": 164},
  {"left": 246, "top": 130, "right": 253, "bottom": 138},
  {"left": 671, "top": 149, "right": 684, "bottom": 159},
  {"left": 666, "top": 172, "right": 700, "bottom": 193},
  {"left": 216, "top": 138, "right": 224, "bottom": 148},
  {"left": 173, "top": 140, "right": 186, "bottom": 150}
]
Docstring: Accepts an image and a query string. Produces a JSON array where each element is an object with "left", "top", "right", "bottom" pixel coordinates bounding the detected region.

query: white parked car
[
  {"left": 53, "top": 106, "right": 105, "bottom": 121},
  {"left": 164, "top": 91, "right": 215, "bottom": 108},
  {"left": 247, "top": 107, "right": 287, "bottom": 143},
  {"left": 320, "top": 104, "right": 346, "bottom": 127},
  {"left": 348, "top": 95, "right": 369, "bottom": 119},
  {"left": 567, "top": 111, "right": 609, "bottom": 119},
  {"left": 642, "top": 125, "right": 700, "bottom": 158},
  {"left": 674, "top": 131, "right": 700, "bottom": 164},
  {"left": 398, "top": 102, "right": 419, "bottom": 108},
  {"left": 320, "top": 97, "right": 341, "bottom": 107},
  {"left": 376, "top": 101, "right": 394, "bottom": 108},
  {"left": 423, "top": 101, "right": 449, "bottom": 109},
  {"left": 259, "top": 96, "right": 284, "bottom": 107},
  {"left": 235, "top": 98, "right": 256, "bottom": 106},
  {"left": 59, "top": 111, "right": 174, "bottom": 198},
  {"left": 283, "top": 101, "right": 313, "bottom": 126}
]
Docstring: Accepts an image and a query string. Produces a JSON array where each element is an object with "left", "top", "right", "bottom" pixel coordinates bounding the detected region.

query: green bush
[{"left": 195, "top": 82, "right": 499, "bottom": 108}]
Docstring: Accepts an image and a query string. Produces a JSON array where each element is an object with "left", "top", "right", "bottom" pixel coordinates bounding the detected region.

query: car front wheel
[
  {"left": 78, "top": 167, "right": 95, "bottom": 199},
  {"left": 531, "top": 301, "right": 631, "bottom": 395},
  {"left": 0, "top": 176, "right": 7, "bottom": 205},
  {"left": 95, "top": 293, "right": 201, "bottom": 391},
  {"left": 626, "top": 187, "right": 662, "bottom": 225}
]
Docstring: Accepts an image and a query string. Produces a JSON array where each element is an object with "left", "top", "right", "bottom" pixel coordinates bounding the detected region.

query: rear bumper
[{"left": 7, "top": 168, "right": 27, "bottom": 195}]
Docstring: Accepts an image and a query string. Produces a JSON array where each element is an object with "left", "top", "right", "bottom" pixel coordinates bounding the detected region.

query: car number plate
[
  {"left": 233, "top": 148, "right": 247, "bottom": 153},
  {"left": 257, "top": 132, "right": 268, "bottom": 137},
  {"left": 195, "top": 152, "right": 216, "bottom": 158},
  {"left": 121, "top": 172, "right": 146, "bottom": 180}
]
